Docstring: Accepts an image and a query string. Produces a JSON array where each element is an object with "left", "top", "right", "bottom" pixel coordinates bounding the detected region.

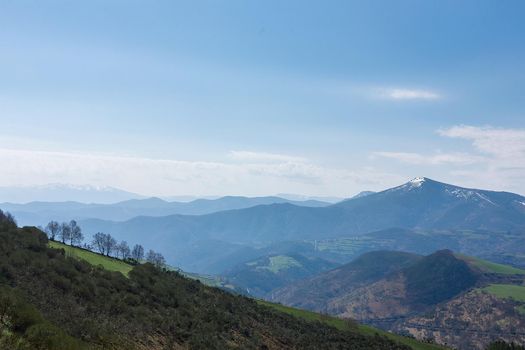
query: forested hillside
[{"left": 0, "top": 212, "right": 412, "bottom": 349}]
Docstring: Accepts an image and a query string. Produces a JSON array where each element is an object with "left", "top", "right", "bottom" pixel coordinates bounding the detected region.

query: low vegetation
[{"left": 257, "top": 301, "right": 448, "bottom": 350}]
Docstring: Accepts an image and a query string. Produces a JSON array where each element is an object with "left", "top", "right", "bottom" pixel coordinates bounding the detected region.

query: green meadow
[{"left": 49, "top": 241, "right": 133, "bottom": 276}]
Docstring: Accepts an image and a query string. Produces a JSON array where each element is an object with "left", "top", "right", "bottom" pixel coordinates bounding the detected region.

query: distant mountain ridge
[
  {"left": 75, "top": 177, "right": 525, "bottom": 271},
  {"left": 0, "top": 183, "right": 144, "bottom": 204},
  {"left": 1, "top": 195, "right": 330, "bottom": 226}
]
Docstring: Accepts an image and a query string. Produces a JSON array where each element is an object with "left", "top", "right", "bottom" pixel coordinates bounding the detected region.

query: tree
[
  {"left": 131, "top": 244, "right": 144, "bottom": 262},
  {"left": 117, "top": 241, "right": 130, "bottom": 260},
  {"left": 92, "top": 232, "right": 106, "bottom": 255},
  {"left": 0, "top": 210, "right": 17, "bottom": 230},
  {"left": 45, "top": 221, "right": 60, "bottom": 241},
  {"left": 69, "top": 220, "right": 83, "bottom": 246},
  {"left": 58, "top": 222, "right": 71, "bottom": 244},
  {"left": 146, "top": 249, "right": 166, "bottom": 269},
  {"left": 91, "top": 232, "right": 116, "bottom": 256},
  {"left": 102, "top": 234, "right": 117, "bottom": 257}
]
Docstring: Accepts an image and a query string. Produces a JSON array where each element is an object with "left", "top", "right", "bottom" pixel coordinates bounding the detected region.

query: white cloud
[
  {"left": 379, "top": 88, "right": 441, "bottom": 100},
  {"left": 0, "top": 148, "right": 402, "bottom": 197},
  {"left": 438, "top": 125, "right": 525, "bottom": 158},
  {"left": 373, "top": 125, "right": 525, "bottom": 194},
  {"left": 229, "top": 150, "right": 307, "bottom": 163},
  {"left": 372, "top": 151, "right": 484, "bottom": 165}
]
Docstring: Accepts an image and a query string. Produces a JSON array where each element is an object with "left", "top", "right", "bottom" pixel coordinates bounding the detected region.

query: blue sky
[{"left": 0, "top": 0, "right": 524, "bottom": 197}]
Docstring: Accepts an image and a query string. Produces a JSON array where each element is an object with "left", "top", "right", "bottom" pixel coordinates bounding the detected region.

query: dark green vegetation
[
  {"left": 75, "top": 178, "right": 525, "bottom": 272},
  {"left": 257, "top": 301, "right": 448, "bottom": 350},
  {"left": 486, "top": 341, "right": 525, "bottom": 350},
  {"left": 403, "top": 250, "right": 478, "bottom": 306},
  {"left": 272, "top": 251, "right": 422, "bottom": 311},
  {"left": 224, "top": 254, "right": 338, "bottom": 297},
  {"left": 274, "top": 250, "right": 478, "bottom": 316},
  {"left": 0, "top": 222, "right": 416, "bottom": 349}
]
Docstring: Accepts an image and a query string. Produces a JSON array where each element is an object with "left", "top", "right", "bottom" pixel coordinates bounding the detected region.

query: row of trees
[
  {"left": 45, "top": 220, "right": 83, "bottom": 246},
  {"left": 44, "top": 221, "right": 165, "bottom": 268}
]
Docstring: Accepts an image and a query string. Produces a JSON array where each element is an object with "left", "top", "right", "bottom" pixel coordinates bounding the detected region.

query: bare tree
[
  {"left": 103, "top": 233, "right": 117, "bottom": 257},
  {"left": 69, "top": 220, "right": 83, "bottom": 246},
  {"left": 146, "top": 249, "right": 166, "bottom": 269},
  {"left": 91, "top": 232, "right": 116, "bottom": 256},
  {"left": 58, "top": 222, "right": 71, "bottom": 244},
  {"left": 92, "top": 232, "right": 106, "bottom": 255},
  {"left": 117, "top": 241, "right": 130, "bottom": 260},
  {"left": 45, "top": 221, "right": 60, "bottom": 241},
  {"left": 131, "top": 244, "right": 144, "bottom": 262}
]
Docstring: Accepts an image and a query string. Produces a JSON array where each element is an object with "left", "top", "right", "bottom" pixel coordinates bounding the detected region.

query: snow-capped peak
[{"left": 409, "top": 177, "right": 426, "bottom": 187}]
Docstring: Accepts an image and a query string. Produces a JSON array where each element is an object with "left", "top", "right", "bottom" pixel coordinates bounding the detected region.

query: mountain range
[
  {"left": 73, "top": 177, "right": 525, "bottom": 272},
  {"left": 1, "top": 195, "right": 329, "bottom": 226}
]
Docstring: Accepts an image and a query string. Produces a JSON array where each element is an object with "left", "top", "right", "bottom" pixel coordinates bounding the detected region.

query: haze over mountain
[
  {"left": 1, "top": 195, "right": 329, "bottom": 226},
  {"left": 0, "top": 184, "right": 145, "bottom": 204},
  {"left": 75, "top": 177, "right": 525, "bottom": 271}
]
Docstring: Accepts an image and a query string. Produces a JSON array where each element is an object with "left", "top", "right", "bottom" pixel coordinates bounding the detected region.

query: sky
[{"left": 0, "top": 0, "right": 524, "bottom": 197}]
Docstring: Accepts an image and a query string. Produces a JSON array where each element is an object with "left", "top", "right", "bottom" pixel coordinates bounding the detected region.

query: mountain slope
[
  {"left": 77, "top": 178, "right": 525, "bottom": 271},
  {"left": 224, "top": 254, "right": 338, "bottom": 297},
  {"left": 334, "top": 177, "right": 525, "bottom": 232},
  {"left": 271, "top": 251, "right": 422, "bottom": 312},
  {"left": 291, "top": 250, "right": 479, "bottom": 321},
  {"left": 273, "top": 249, "right": 525, "bottom": 349},
  {"left": 0, "top": 224, "right": 412, "bottom": 349}
]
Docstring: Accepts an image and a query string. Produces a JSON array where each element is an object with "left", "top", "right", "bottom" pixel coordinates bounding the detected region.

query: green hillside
[
  {"left": 457, "top": 254, "right": 525, "bottom": 275},
  {"left": 46, "top": 240, "right": 442, "bottom": 349},
  {"left": 48, "top": 241, "right": 240, "bottom": 292},
  {"left": 482, "top": 284, "right": 525, "bottom": 302},
  {"left": 0, "top": 223, "right": 415, "bottom": 349},
  {"left": 48, "top": 241, "right": 133, "bottom": 275},
  {"left": 225, "top": 253, "right": 337, "bottom": 297},
  {"left": 257, "top": 301, "right": 447, "bottom": 350}
]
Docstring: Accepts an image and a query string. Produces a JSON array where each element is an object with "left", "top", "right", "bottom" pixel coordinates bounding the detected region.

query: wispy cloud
[
  {"left": 372, "top": 151, "right": 484, "bottom": 165},
  {"left": 378, "top": 88, "right": 441, "bottom": 101},
  {"left": 229, "top": 150, "right": 307, "bottom": 163},
  {"left": 0, "top": 148, "right": 402, "bottom": 197},
  {"left": 373, "top": 124, "right": 525, "bottom": 194},
  {"left": 438, "top": 125, "right": 525, "bottom": 158}
]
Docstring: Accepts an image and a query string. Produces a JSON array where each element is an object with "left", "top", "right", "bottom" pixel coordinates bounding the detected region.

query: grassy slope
[
  {"left": 457, "top": 254, "right": 525, "bottom": 274},
  {"left": 481, "top": 284, "right": 525, "bottom": 315},
  {"left": 48, "top": 242, "right": 440, "bottom": 349},
  {"left": 482, "top": 284, "right": 525, "bottom": 302},
  {"left": 257, "top": 301, "right": 448, "bottom": 350},
  {"left": 48, "top": 241, "right": 133, "bottom": 276},
  {"left": 263, "top": 255, "right": 302, "bottom": 273}
]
